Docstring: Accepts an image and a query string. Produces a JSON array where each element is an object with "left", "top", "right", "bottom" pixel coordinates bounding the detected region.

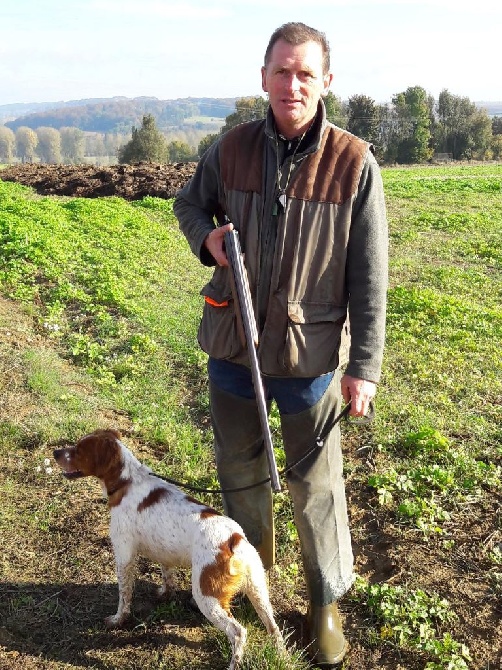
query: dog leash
[{"left": 151, "top": 400, "right": 375, "bottom": 495}]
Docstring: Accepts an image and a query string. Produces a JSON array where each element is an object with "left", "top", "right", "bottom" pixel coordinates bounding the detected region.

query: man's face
[{"left": 261, "top": 38, "right": 332, "bottom": 139}]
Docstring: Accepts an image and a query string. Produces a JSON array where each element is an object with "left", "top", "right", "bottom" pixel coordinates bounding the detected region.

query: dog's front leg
[{"left": 105, "top": 554, "right": 136, "bottom": 628}]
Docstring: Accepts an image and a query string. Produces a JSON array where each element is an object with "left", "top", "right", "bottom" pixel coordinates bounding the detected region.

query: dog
[{"left": 53, "top": 429, "right": 283, "bottom": 670}]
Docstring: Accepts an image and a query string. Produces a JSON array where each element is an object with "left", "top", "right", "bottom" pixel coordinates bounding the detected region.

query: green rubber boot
[{"left": 308, "top": 602, "right": 349, "bottom": 667}]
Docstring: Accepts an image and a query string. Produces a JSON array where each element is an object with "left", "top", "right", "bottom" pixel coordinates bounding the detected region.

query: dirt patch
[{"left": 0, "top": 162, "right": 198, "bottom": 200}]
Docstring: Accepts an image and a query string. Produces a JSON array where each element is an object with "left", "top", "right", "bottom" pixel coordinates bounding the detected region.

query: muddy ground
[{"left": 0, "top": 162, "right": 198, "bottom": 200}]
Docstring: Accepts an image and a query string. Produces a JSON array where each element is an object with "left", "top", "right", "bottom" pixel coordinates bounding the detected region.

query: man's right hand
[{"left": 203, "top": 222, "right": 234, "bottom": 266}]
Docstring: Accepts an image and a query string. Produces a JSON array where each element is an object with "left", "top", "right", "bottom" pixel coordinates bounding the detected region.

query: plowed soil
[{"left": 0, "top": 162, "right": 197, "bottom": 200}]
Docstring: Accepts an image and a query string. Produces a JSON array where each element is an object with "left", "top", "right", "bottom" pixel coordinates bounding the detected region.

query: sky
[{"left": 1, "top": 0, "right": 500, "bottom": 107}]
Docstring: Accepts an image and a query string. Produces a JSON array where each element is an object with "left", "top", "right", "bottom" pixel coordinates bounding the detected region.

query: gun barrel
[{"left": 225, "top": 230, "right": 281, "bottom": 492}]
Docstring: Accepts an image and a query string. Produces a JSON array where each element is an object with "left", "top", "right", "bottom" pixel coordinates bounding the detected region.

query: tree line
[
  {"left": 119, "top": 88, "right": 501, "bottom": 165},
  {"left": 0, "top": 124, "right": 201, "bottom": 165},
  {"left": 1, "top": 87, "right": 501, "bottom": 166},
  {"left": 197, "top": 88, "right": 500, "bottom": 163}
]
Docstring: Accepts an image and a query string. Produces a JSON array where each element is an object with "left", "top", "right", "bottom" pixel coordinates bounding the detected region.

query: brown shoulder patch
[
  {"left": 219, "top": 121, "right": 264, "bottom": 194},
  {"left": 184, "top": 494, "right": 221, "bottom": 519},
  {"left": 289, "top": 127, "right": 368, "bottom": 204},
  {"left": 137, "top": 487, "right": 171, "bottom": 512},
  {"left": 200, "top": 507, "right": 222, "bottom": 519}
]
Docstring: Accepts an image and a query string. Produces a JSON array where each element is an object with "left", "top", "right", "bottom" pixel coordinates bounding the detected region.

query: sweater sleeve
[
  {"left": 173, "top": 141, "right": 223, "bottom": 267},
  {"left": 344, "top": 150, "right": 388, "bottom": 383}
]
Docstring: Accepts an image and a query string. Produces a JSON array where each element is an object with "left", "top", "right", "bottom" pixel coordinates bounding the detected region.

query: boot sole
[{"left": 314, "top": 640, "right": 349, "bottom": 667}]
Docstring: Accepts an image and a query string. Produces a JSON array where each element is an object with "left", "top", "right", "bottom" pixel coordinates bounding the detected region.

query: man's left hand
[{"left": 340, "top": 374, "right": 376, "bottom": 417}]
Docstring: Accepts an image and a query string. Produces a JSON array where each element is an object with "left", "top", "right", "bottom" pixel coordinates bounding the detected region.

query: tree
[
  {"left": 198, "top": 133, "right": 219, "bottom": 157},
  {"left": 492, "top": 117, "right": 502, "bottom": 159},
  {"left": 104, "top": 133, "right": 123, "bottom": 158},
  {"left": 392, "top": 86, "right": 432, "bottom": 163},
  {"left": 36, "top": 127, "right": 62, "bottom": 163},
  {"left": 492, "top": 116, "right": 502, "bottom": 135},
  {"left": 469, "top": 109, "right": 493, "bottom": 159},
  {"left": 167, "top": 140, "right": 196, "bottom": 162},
  {"left": 118, "top": 114, "right": 168, "bottom": 163},
  {"left": 15, "top": 126, "right": 39, "bottom": 163},
  {"left": 491, "top": 134, "right": 502, "bottom": 159},
  {"left": 0, "top": 126, "right": 16, "bottom": 163},
  {"left": 196, "top": 97, "right": 268, "bottom": 158},
  {"left": 346, "top": 95, "right": 379, "bottom": 144},
  {"left": 435, "top": 90, "right": 492, "bottom": 160},
  {"left": 220, "top": 97, "right": 268, "bottom": 134},
  {"left": 324, "top": 91, "right": 347, "bottom": 128},
  {"left": 376, "top": 103, "right": 399, "bottom": 163},
  {"left": 60, "top": 126, "right": 85, "bottom": 164}
]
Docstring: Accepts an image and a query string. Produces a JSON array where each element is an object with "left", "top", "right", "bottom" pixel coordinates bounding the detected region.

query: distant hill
[
  {"left": 1, "top": 96, "right": 499, "bottom": 135},
  {"left": 1, "top": 96, "right": 238, "bottom": 134},
  {"left": 476, "top": 101, "right": 502, "bottom": 117},
  {"left": 0, "top": 97, "right": 131, "bottom": 124}
]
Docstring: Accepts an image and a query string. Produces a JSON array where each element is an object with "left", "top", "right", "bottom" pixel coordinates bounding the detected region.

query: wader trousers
[{"left": 209, "top": 369, "right": 354, "bottom": 606}]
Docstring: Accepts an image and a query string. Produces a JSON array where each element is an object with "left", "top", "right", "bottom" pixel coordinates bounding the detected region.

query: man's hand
[
  {"left": 203, "top": 222, "right": 234, "bottom": 266},
  {"left": 340, "top": 374, "right": 376, "bottom": 417}
]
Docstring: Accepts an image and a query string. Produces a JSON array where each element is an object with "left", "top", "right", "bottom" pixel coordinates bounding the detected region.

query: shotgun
[{"left": 224, "top": 228, "right": 281, "bottom": 492}]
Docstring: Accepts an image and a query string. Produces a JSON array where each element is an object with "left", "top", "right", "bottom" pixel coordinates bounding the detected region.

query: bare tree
[
  {"left": 36, "top": 127, "right": 62, "bottom": 164},
  {"left": 15, "top": 126, "right": 39, "bottom": 163},
  {"left": 0, "top": 126, "right": 16, "bottom": 163},
  {"left": 60, "top": 126, "right": 85, "bottom": 164}
]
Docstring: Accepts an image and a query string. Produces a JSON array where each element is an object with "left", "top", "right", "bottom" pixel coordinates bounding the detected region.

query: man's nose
[{"left": 284, "top": 73, "right": 301, "bottom": 92}]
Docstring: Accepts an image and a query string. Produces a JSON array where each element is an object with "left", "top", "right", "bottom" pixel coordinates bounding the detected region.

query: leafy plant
[{"left": 353, "top": 577, "right": 471, "bottom": 669}]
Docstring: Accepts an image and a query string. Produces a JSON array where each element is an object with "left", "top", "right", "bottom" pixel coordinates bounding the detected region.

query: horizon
[
  {"left": 1, "top": 1, "right": 500, "bottom": 108},
  {"left": 2, "top": 94, "right": 502, "bottom": 110}
]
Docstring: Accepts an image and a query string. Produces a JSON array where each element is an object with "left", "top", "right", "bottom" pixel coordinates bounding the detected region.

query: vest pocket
[
  {"left": 283, "top": 302, "right": 347, "bottom": 375},
  {"left": 197, "top": 281, "right": 243, "bottom": 360}
]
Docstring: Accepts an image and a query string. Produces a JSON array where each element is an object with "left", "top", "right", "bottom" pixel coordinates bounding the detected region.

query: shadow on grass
[{"left": 0, "top": 579, "right": 211, "bottom": 669}]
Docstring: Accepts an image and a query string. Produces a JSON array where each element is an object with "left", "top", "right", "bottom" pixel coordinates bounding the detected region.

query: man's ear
[
  {"left": 261, "top": 66, "right": 268, "bottom": 93},
  {"left": 322, "top": 72, "right": 334, "bottom": 96}
]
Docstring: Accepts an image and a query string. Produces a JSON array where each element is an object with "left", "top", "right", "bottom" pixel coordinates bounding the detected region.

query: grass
[{"left": 0, "top": 162, "right": 501, "bottom": 669}]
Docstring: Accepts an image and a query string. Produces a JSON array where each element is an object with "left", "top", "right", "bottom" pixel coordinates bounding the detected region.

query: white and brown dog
[{"left": 53, "top": 429, "right": 283, "bottom": 670}]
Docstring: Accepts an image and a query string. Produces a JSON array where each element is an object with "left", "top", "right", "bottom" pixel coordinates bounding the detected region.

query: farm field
[{"left": 0, "top": 162, "right": 500, "bottom": 670}]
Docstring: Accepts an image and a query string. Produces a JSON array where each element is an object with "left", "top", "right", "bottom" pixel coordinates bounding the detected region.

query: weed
[{"left": 353, "top": 577, "right": 471, "bottom": 669}]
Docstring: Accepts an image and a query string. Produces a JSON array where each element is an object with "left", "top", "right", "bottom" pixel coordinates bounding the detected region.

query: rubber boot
[
  {"left": 209, "top": 380, "right": 275, "bottom": 569},
  {"left": 307, "top": 603, "right": 349, "bottom": 667}
]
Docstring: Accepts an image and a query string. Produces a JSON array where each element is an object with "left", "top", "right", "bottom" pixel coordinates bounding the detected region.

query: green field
[{"left": 0, "top": 163, "right": 500, "bottom": 669}]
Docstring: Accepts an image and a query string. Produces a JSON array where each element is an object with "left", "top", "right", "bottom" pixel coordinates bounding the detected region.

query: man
[{"left": 174, "top": 22, "right": 387, "bottom": 668}]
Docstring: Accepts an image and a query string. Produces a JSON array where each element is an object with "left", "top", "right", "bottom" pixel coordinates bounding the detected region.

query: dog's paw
[{"left": 104, "top": 613, "right": 128, "bottom": 629}]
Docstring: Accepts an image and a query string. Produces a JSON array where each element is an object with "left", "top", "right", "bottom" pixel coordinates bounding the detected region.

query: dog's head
[{"left": 53, "top": 429, "right": 123, "bottom": 482}]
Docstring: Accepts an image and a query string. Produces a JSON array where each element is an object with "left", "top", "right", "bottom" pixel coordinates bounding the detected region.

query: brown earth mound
[{"left": 0, "top": 162, "right": 198, "bottom": 200}]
